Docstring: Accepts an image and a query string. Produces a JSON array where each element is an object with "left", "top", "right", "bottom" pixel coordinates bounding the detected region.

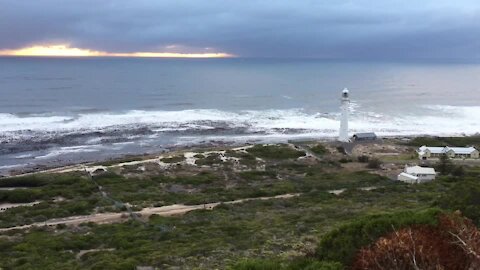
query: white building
[
  {"left": 352, "top": 132, "right": 377, "bottom": 142},
  {"left": 397, "top": 165, "right": 436, "bottom": 184},
  {"left": 338, "top": 88, "right": 350, "bottom": 142},
  {"left": 417, "top": 146, "right": 479, "bottom": 160}
]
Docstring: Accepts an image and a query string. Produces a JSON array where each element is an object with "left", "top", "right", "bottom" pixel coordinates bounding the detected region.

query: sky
[{"left": 0, "top": 0, "right": 479, "bottom": 59}]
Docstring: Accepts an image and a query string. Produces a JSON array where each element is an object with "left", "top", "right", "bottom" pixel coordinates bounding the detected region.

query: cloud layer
[{"left": 1, "top": 0, "right": 479, "bottom": 59}]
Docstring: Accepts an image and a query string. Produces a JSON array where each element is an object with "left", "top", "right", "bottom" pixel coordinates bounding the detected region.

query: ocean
[{"left": 1, "top": 57, "right": 480, "bottom": 174}]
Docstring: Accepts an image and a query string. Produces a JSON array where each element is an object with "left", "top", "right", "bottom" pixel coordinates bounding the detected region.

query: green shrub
[
  {"left": 230, "top": 259, "right": 343, "bottom": 270},
  {"left": 405, "top": 136, "right": 480, "bottom": 148},
  {"left": 160, "top": 155, "right": 185, "bottom": 163},
  {"left": 195, "top": 153, "right": 223, "bottom": 166},
  {"left": 226, "top": 150, "right": 258, "bottom": 166},
  {"left": 310, "top": 144, "right": 328, "bottom": 155},
  {"left": 0, "top": 189, "right": 42, "bottom": 203},
  {"left": 0, "top": 176, "right": 47, "bottom": 187},
  {"left": 315, "top": 208, "right": 441, "bottom": 264},
  {"left": 247, "top": 145, "right": 306, "bottom": 160},
  {"left": 338, "top": 158, "right": 351, "bottom": 163},
  {"left": 451, "top": 166, "right": 465, "bottom": 178},
  {"left": 357, "top": 155, "right": 369, "bottom": 163},
  {"left": 157, "top": 172, "right": 219, "bottom": 185},
  {"left": 436, "top": 180, "right": 480, "bottom": 225},
  {"left": 239, "top": 171, "right": 277, "bottom": 181},
  {"left": 435, "top": 154, "right": 453, "bottom": 175},
  {"left": 230, "top": 259, "right": 282, "bottom": 270},
  {"left": 366, "top": 158, "right": 381, "bottom": 169}
]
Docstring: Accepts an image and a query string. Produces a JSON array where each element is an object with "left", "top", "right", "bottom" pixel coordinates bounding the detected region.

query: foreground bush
[
  {"left": 230, "top": 259, "right": 342, "bottom": 270},
  {"left": 315, "top": 208, "right": 441, "bottom": 265},
  {"left": 352, "top": 213, "right": 480, "bottom": 269}
]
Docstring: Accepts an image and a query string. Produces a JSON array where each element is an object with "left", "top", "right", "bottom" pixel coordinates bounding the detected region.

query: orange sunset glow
[{"left": 0, "top": 44, "right": 234, "bottom": 58}]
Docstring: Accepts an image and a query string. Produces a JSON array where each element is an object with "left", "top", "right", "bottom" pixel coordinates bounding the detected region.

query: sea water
[{"left": 1, "top": 57, "right": 480, "bottom": 172}]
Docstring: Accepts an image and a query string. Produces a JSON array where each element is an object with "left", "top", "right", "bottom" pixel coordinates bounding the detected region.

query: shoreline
[
  {"left": 0, "top": 133, "right": 476, "bottom": 178},
  {"left": 0, "top": 135, "right": 393, "bottom": 177}
]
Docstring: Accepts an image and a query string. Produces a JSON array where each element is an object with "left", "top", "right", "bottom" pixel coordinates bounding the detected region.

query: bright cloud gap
[{"left": 0, "top": 44, "right": 234, "bottom": 58}]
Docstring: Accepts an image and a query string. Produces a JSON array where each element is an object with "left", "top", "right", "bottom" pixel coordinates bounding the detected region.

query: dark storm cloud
[{"left": 0, "top": 0, "right": 479, "bottom": 58}]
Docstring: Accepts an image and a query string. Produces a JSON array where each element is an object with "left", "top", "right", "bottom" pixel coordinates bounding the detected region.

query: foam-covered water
[{"left": 1, "top": 57, "right": 479, "bottom": 173}]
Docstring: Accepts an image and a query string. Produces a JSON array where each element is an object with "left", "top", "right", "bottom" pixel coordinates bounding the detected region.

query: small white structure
[
  {"left": 397, "top": 172, "right": 419, "bottom": 184},
  {"left": 352, "top": 132, "right": 377, "bottom": 142},
  {"left": 417, "top": 146, "right": 479, "bottom": 160},
  {"left": 397, "top": 165, "right": 436, "bottom": 184},
  {"left": 338, "top": 88, "right": 350, "bottom": 142}
]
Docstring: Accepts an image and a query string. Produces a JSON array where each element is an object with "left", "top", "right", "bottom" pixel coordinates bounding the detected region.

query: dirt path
[
  {"left": 4, "top": 157, "right": 162, "bottom": 179},
  {"left": 0, "top": 193, "right": 300, "bottom": 232}
]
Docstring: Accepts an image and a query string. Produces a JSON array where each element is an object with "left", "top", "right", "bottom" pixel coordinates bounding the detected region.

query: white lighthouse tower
[{"left": 339, "top": 88, "right": 350, "bottom": 142}]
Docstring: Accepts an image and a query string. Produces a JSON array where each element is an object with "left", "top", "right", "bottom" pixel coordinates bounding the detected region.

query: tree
[{"left": 436, "top": 154, "right": 453, "bottom": 175}]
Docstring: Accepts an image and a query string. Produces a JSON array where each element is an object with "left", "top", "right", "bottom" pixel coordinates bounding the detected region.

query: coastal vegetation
[
  {"left": 1, "top": 142, "right": 480, "bottom": 269},
  {"left": 405, "top": 136, "right": 480, "bottom": 148},
  {"left": 310, "top": 144, "right": 329, "bottom": 156},
  {"left": 246, "top": 144, "right": 306, "bottom": 159}
]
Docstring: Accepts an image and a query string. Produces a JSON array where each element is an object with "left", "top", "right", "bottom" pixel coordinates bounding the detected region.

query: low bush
[
  {"left": 436, "top": 180, "right": 480, "bottom": 225},
  {"left": 366, "top": 158, "right": 381, "bottom": 169},
  {"left": 247, "top": 145, "right": 305, "bottom": 160},
  {"left": 338, "top": 158, "right": 352, "bottom": 163},
  {"left": 239, "top": 171, "right": 277, "bottom": 181},
  {"left": 195, "top": 153, "right": 223, "bottom": 166},
  {"left": 160, "top": 155, "right": 185, "bottom": 163},
  {"left": 404, "top": 135, "right": 480, "bottom": 148},
  {"left": 230, "top": 259, "right": 343, "bottom": 270},
  {"left": 0, "top": 189, "right": 42, "bottom": 203},
  {"left": 315, "top": 208, "right": 442, "bottom": 265},
  {"left": 0, "top": 176, "right": 48, "bottom": 187},
  {"left": 310, "top": 144, "right": 328, "bottom": 155},
  {"left": 357, "top": 155, "right": 369, "bottom": 163}
]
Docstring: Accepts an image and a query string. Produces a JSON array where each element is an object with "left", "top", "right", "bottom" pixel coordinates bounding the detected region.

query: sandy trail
[{"left": 0, "top": 193, "right": 299, "bottom": 232}]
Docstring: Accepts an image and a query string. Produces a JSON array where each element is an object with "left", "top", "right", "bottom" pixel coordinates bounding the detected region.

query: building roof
[
  {"left": 418, "top": 145, "right": 478, "bottom": 155},
  {"left": 398, "top": 172, "right": 418, "bottom": 180},
  {"left": 418, "top": 146, "right": 445, "bottom": 154},
  {"left": 353, "top": 132, "right": 377, "bottom": 139},
  {"left": 445, "top": 147, "right": 477, "bottom": 154},
  {"left": 405, "top": 165, "right": 436, "bottom": 175}
]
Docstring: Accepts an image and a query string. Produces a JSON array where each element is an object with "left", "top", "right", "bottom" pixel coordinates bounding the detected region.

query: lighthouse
[{"left": 339, "top": 88, "right": 350, "bottom": 142}]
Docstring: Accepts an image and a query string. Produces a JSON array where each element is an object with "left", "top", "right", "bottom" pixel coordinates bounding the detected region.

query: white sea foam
[
  {"left": 14, "top": 154, "right": 34, "bottom": 159},
  {"left": 0, "top": 164, "right": 23, "bottom": 170},
  {"left": 1, "top": 105, "right": 480, "bottom": 139},
  {"left": 34, "top": 145, "right": 103, "bottom": 159}
]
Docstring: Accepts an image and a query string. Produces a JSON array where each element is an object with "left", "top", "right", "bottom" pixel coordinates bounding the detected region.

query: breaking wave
[
  {"left": 1, "top": 106, "right": 480, "bottom": 139},
  {"left": 1, "top": 105, "right": 479, "bottom": 174}
]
